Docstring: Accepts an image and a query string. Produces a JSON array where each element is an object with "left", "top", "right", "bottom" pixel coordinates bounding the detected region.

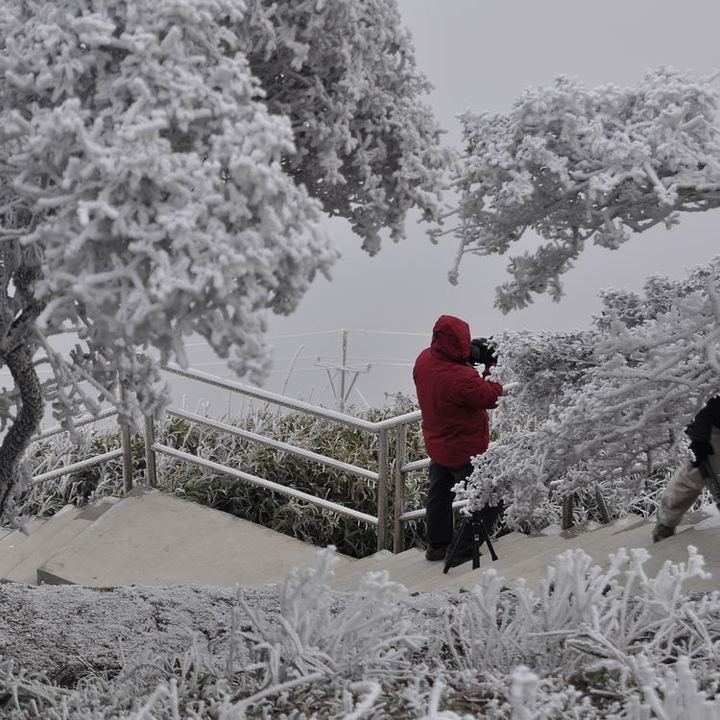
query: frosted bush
[
  {"left": 2, "top": 547, "right": 720, "bottom": 717},
  {"left": 463, "top": 259, "right": 720, "bottom": 524},
  {"left": 442, "top": 67, "right": 720, "bottom": 312},
  {"left": 228, "top": 548, "right": 422, "bottom": 690}
]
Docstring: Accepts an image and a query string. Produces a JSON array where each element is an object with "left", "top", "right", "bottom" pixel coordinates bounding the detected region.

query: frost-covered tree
[
  {"left": 441, "top": 67, "right": 720, "bottom": 312},
  {"left": 0, "top": 0, "right": 448, "bottom": 521},
  {"left": 236, "top": 0, "right": 450, "bottom": 254},
  {"left": 465, "top": 260, "right": 720, "bottom": 524}
]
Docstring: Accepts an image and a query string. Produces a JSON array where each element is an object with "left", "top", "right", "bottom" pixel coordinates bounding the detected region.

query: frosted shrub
[
  {"left": 228, "top": 548, "right": 422, "bottom": 690},
  {"left": 3, "top": 548, "right": 720, "bottom": 717},
  {"left": 443, "top": 67, "right": 720, "bottom": 311},
  {"left": 623, "top": 655, "right": 720, "bottom": 719},
  {"left": 443, "top": 546, "right": 720, "bottom": 713},
  {"left": 463, "top": 259, "right": 720, "bottom": 525}
]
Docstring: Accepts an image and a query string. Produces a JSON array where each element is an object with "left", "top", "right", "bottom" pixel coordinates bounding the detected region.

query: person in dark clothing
[
  {"left": 653, "top": 396, "right": 720, "bottom": 542},
  {"left": 413, "top": 315, "right": 504, "bottom": 565}
]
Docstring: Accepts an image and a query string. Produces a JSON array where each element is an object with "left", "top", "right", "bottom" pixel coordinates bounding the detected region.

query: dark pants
[{"left": 426, "top": 460, "right": 504, "bottom": 551}]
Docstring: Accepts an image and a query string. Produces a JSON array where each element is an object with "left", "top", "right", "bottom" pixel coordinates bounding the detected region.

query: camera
[{"left": 468, "top": 337, "right": 498, "bottom": 367}]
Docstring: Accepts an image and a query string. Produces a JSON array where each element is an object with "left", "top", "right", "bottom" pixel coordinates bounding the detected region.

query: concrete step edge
[
  {"left": 405, "top": 519, "right": 657, "bottom": 593},
  {"left": 329, "top": 549, "right": 416, "bottom": 587},
  {"left": 1, "top": 497, "right": 123, "bottom": 584},
  {"left": 0, "top": 518, "right": 49, "bottom": 550},
  {"left": 0, "top": 508, "right": 82, "bottom": 577}
]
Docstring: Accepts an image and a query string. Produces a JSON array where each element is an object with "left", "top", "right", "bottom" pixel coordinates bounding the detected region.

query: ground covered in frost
[{"left": 1, "top": 547, "right": 720, "bottom": 718}]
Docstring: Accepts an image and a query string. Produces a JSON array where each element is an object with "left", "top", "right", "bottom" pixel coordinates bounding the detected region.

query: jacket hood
[{"left": 430, "top": 315, "right": 471, "bottom": 362}]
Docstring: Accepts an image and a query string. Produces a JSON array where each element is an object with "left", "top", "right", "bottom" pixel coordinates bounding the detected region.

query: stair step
[
  {"left": 37, "top": 486, "right": 354, "bottom": 588},
  {"left": 0, "top": 518, "right": 50, "bottom": 553},
  {"left": 330, "top": 549, "right": 413, "bottom": 590},
  {"left": 495, "top": 518, "right": 658, "bottom": 593},
  {"left": 636, "top": 521, "right": 720, "bottom": 593},
  {"left": 0, "top": 506, "right": 82, "bottom": 583},
  {"left": 404, "top": 529, "right": 573, "bottom": 593},
  {"left": 329, "top": 549, "right": 394, "bottom": 586},
  {"left": 0, "top": 528, "right": 14, "bottom": 543},
  {"left": 405, "top": 517, "right": 651, "bottom": 593},
  {"left": 334, "top": 549, "right": 429, "bottom": 591},
  {"left": 1, "top": 498, "right": 122, "bottom": 585}
]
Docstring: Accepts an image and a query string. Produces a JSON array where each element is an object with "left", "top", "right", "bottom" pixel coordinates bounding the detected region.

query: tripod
[{"left": 443, "top": 510, "right": 499, "bottom": 574}]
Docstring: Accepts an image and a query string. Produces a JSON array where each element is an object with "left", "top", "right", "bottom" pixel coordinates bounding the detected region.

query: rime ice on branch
[
  {"left": 0, "top": 0, "right": 449, "bottom": 522},
  {"left": 441, "top": 67, "right": 720, "bottom": 311},
  {"left": 462, "top": 259, "right": 720, "bottom": 523},
  {"left": 237, "top": 0, "right": 452, "bottom": 254}
]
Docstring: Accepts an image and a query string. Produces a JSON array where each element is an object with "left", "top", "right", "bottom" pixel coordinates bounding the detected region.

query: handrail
[
  {"left": 28, "top": 365, "right": 455, "bottom": 554},
  {"left": 402, "top": 458, "right": 431, "bottom": 473},
  {"left": 372, "top": 410, "right": 422, "bottom": 432},
  {"left": 163, "top": 363, "right": 422, "bottom": 433},
  {"left": 157, "top": 365, "right": 424, "bottom": 552},
  {"left": 153, "top": 444, "right": 378, "bottom": 526},
  {"left": 30, "top": 401, "right": 132, "bottom": 490},
  {"left": 163, "top": 364, "right": 378, "bottom": 431},
  {"left": 399, "top": 498, "right": 469, "bottom": 523},
  {"left": 167, "top": 408, "right": 379, "bottom": 482},
  {"left": 32, "top": 449, "right": 124, "bottom": 486},
  {"left": 32, "top": 408, "right": 119, "bottom": 443}
]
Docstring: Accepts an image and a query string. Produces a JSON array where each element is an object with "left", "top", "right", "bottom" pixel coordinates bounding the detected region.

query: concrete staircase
[
  {"left": 2, "top": 487, "right": 719, "bottom": 593},
  {"left": 0, "top": 486, "right": 353, "bottom": 588},
  {"left": 329, "top": 511, "right": 720, "bottom": 595}
]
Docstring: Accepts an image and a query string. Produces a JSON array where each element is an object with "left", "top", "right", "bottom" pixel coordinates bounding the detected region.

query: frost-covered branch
[
  {"left": 462, "top": 258, "right": 720, "bottom": 523},
  {"left": 237, "top": 0, "right": 454, "bottom": 253},
  {"left": 442, "top": 67, "right": 720, "bottom": 311}
]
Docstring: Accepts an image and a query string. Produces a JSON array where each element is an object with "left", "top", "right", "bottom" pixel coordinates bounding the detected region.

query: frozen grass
[{"left": 1, "top": 547, "right": 720, "bottom": 718}]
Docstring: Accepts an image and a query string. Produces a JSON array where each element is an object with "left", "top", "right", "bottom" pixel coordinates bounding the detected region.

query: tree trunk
[{"left": 0, "top": 344, "right": 43, "bottom": 519}]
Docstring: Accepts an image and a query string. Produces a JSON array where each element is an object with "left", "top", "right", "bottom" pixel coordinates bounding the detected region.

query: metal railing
[
  {"left": 30, "top": 363, "right": 610, "bottom": 554},
  {"left": 149, "top": 364, "right": 427, "bottom": 551},
  {"left": 31, "top": 407, "right": 134, "bottom": 492}
]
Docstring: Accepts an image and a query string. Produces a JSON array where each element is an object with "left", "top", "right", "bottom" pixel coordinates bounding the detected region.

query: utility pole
[
  {"left": 315, "top": 329, "right": 370, "bottom": 412},
  {"left": 339, "top": 329, "right": 348, "bottom": 411}
]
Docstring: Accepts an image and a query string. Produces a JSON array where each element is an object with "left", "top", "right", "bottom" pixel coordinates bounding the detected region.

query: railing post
[
  {"left": 377, "top": 428, "right": 389, "bottom": 552},
  {"left": 118, "top": 381, "right": 133, "bottom": 493},
  {"left": 144, "top": 415, "right": 158, "bottom": 488},
  {"left": 119, "top": 412, "right": 133, "bottom": 493},
  {"left": 393, "top": 424, "right": 408, "bottom": 554},
  {"left": 594, "top": 484, "right": 610, "bottom": 524}
]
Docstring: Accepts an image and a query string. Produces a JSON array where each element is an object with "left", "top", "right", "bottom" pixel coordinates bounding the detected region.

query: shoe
[
  {"left": 652, "top": 522, "right": 676, "bottom": 543},
  {"left": 424, "top": 544, "right": 448, "bottom": 561}
]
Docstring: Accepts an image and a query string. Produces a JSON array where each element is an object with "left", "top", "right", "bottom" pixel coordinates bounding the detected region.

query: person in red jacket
[{"left": 413, "top": 314, "right": 504, "bottom": 565}]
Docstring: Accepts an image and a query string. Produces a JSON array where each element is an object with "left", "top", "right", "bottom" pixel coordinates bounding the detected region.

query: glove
[{"left": 690, "top": 440, "right": 714, "bottom": 467}]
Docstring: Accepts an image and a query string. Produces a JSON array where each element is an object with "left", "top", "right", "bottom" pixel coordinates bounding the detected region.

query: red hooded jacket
[{"left": 413, "top": 315, "right": 503, "bottom": 466}]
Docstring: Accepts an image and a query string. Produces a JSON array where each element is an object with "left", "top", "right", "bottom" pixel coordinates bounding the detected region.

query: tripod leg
[
  {"left": 474, "top": 515, "right": 498, "bottom": 562},
  {"left": 443, "top": 517, "right": 467, "bottom": 575},
  {"left": 471, "top": 522, "right": 481, "bottom": 569}
]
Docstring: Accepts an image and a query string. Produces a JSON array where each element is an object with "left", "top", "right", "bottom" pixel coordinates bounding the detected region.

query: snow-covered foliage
[
  {"left": 236, "top": 0, "right": 452, "bottom": 254},
  {"left": 441, "top": 67, "right": 720, "bottom": 311},
  {"left": 3, "top": 546, "right": 720, "bottom": 718},
  {"left": 0, "top": 0, "right": 448, "bottom": 522},
  {"left": 464, "top": 258, "right": 720, "bottom": 524}
]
